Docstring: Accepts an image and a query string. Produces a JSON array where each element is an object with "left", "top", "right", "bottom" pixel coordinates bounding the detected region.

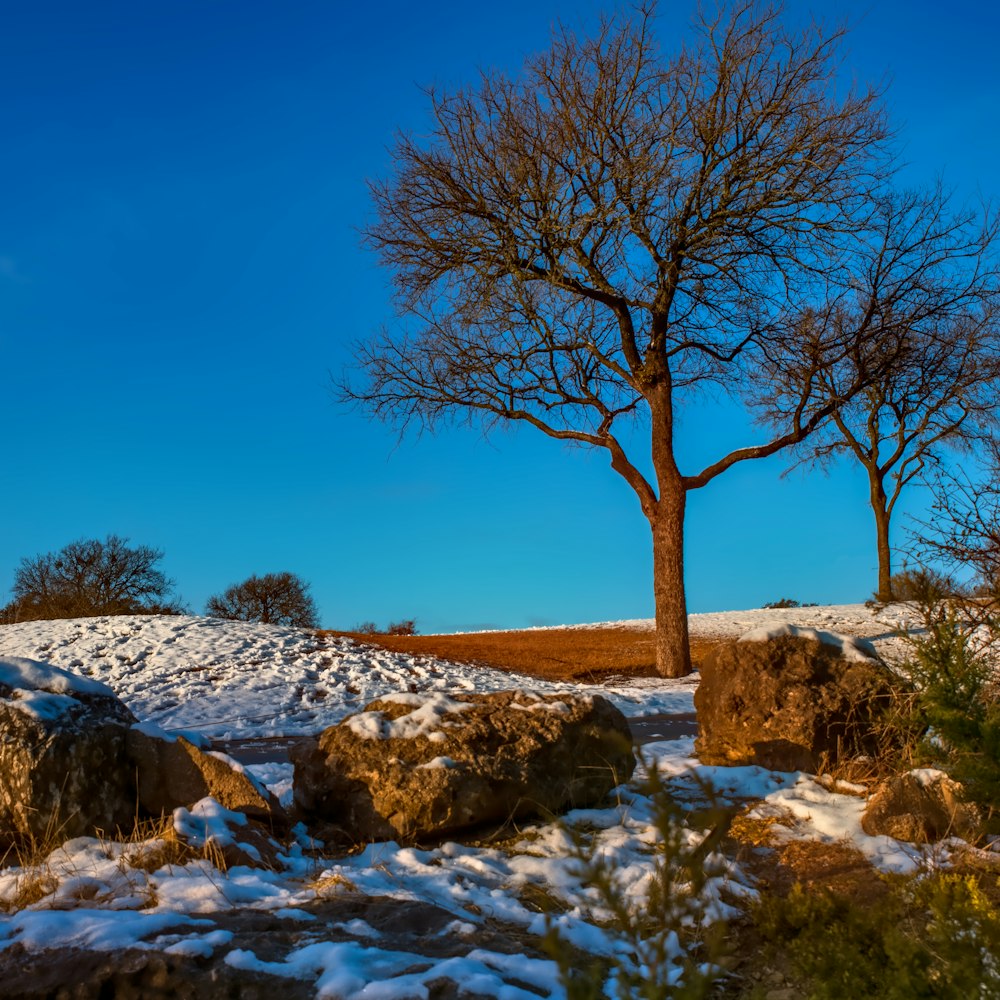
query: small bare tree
[
  {"left": 344, "top": 3, "right": 898, "bottom": 676},
  {"left": 205, "top": 572, "right": 320, "bottom": 628},
  {"left": 916, "top": 441, "right": 1000, "bottom": 608},
  {"left": 2, "top": 535, "right": 180, "bottom": 622},
  {"left": 780, "top": 188, "right": 1000, "bottom": 601}
]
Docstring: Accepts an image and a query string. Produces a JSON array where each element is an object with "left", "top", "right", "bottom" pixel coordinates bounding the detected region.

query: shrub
[
  {"left": 205, "top": 572, "right": 319, "bottom": 628},
  {"left": 351, "top": 619, "right": 419, "bottom": 636},
  {"left": 543, "top": 764, "right": 732, "bottom": 999},
  {"left": 763, "top": 597, "right": 801, "bottom": 609},
  {"left": 899, "top": 604, "right": 1000, "bottom": 824},
  {"left": 1, "top": 535, "right": 181, "bottom": 622},
  {"left": 762, "top": 598, "right": 818, "bottom": 609},
  {"left": 386, "top": 618, "right": 417, "bottom": 636},
  {"left": 753, "top": 873, "right": 1000, "bottom": 998},
  {"left": 883, "top": 567, "right": 957, "bottom": 606}
]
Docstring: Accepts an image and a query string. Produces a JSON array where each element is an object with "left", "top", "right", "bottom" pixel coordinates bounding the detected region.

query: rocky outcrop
[
  {"left": 862, "top": 769, "right": 982, "bottom": 844},
  {"left": 0, "top": 657, "right": 139, "bottom": 843},
  {"left": 0, "top": 656, "right": 286, "bottom": 846},
  {"left": 126, "top": 726, "right": 286, "bottom": 829},
  {"left": 694, "top": 627, "right": 899, "bottom": 772},
  {"left": 292, "top": 690, "right": 635, "bottom": 843}
]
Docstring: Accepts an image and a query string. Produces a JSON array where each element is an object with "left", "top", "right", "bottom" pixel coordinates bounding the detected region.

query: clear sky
[{"left": 2, "top": 1, "right": 998, "bottom": 632}]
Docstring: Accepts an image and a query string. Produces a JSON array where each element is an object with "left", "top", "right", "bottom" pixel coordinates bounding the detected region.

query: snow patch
[
  {"left": 7, "top": 689, "right": 79, "bottom": 720},
  {"left": 416, "top": 756, "right": 458, "bottom": 770},
  {"left": 0, "top": 656, "right": 115, "bottom": 697},
  {"left": 346, "top": 692, "right": 472, "bottom": 741},
  {"left": 737, "top": 623, "right": 879, "bottom": 662}
]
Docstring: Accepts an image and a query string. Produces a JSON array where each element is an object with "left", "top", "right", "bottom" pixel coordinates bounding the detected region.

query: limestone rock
[
  {"left": 694, "top": 629, "right": 898, "bottom": 772},
  {"left": 862, "top": 769, "right": 982, "bottom": 844},
  {"left": 292, "top": 690, "right": 635, "bottom": 843},
  {"left": 0, "top": 657, "right": 137, "bottom": 843},
  {"left": 126, "top": 726, "right": 287, "bottom": 829}
]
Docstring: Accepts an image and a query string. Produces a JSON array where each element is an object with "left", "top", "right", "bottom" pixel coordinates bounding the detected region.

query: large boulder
[
  {"left": 125, "top": 725, "right": 287, "bottom": 830},
  {"left": 694, "top": 626, "right": 898, "bottom": 772},
  {"left": 0, "top": 657, "right": 138, "bottom": 843},
  {"left": 862, "top": 769, "right": 982, "bottom": 844},
  {"left": 292, "top": 690, "right": 635, "bottom": 843}
]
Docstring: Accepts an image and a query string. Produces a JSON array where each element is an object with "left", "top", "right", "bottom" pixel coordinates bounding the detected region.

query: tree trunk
[
  {"left": 650, "top": 484, "right": 692, "bottom": 678},
  {"left": 871, "top": 475, "right": 894, "bottom": 602}
]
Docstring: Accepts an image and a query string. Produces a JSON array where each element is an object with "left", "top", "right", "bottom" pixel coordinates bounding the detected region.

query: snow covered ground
[
  {"left": 0, "top": 614, "right": 703, "bottom": 739},
  {"left": 0, "top": 606, "right": 948, "bottom": 997}
]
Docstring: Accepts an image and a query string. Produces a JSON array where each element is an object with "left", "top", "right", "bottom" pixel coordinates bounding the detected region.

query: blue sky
[{"left": 2, "top": 1, "right": 998, "bottom": 631}]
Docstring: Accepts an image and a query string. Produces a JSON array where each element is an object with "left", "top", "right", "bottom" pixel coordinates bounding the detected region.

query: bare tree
[
  {"left": 206, "top": 572, "right": 320, "bottom": 628},
  {"left": 780, "top": 188, "right": 1000, "bottom": 601},
  {"left": 344, "top": 3, "right": 897, "bottom": 676},
  {"left": 2, "top": 535, "right": 180, "bottom": 622},
  {"left": 916, "top": 442, "right": 1000, "bottom": 608}
]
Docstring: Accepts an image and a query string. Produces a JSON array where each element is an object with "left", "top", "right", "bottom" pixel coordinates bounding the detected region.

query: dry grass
[
  {"left": 120, "top": 816, "right": 231, "bottom": 874},
  {"left": 320, "top": 625, "right": 720, "bottom": 683},
  {"left": 310, "top": 872, "right": 360, "bottom": 896}
]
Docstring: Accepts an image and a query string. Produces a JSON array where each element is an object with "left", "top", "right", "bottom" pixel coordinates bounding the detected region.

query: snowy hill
[
  {"left": 0, "top": 605, "right": 943, "bottom": 998},
  {"left": 0, "top": 613, "right": 695, "bottom": 738},
  {"left": 0, "top": 604, "right": 912, "bottom": 740}
]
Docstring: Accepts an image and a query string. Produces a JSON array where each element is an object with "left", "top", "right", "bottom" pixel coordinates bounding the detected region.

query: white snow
[
  {"left": 7, "top": 689, "right": 79, "bottom": 720},
  {"left": 737, "top": 623, "right": 880, "bottom": 662},
  {"left": 0, "top": 604, "right": 956, "bottom": 997},
  {"left": 910, "top": 767, "right": 950, "bottom": 787},
  {"left": 417, "top": 756, "right": 458, "bottom": 769},
  {"left": 346, "top": 691, "right": 473, "bottom": 740},
  {"left": 0, "top": 615, "right": 697, "bottom": 736},
  {"left": 0, "top": 655, "right": 116, "bottom": 697}
]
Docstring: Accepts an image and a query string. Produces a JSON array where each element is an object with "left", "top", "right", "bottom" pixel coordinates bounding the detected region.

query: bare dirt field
[{"left": 320, "top": 626, "right": 722, "bottom": 683}]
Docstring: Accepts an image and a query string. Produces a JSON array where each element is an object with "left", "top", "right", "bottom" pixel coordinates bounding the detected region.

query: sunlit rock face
[
  {"left": 695, "top": 632, "right": 898, "bottom": 772},
  {"left": 862, "top": 769, "right": 982, "bottom": 844},
  {"left": 292, "top": 689, "right": 636, "bottom": 843},
  {"left": 126, "top": 726, "right": 287, "bottom": 830}
]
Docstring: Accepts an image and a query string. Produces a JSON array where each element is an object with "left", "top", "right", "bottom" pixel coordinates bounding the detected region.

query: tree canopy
[
  {"left": 345, "top": 2, "right": 984, "bottom": 675},
  {"left": 206, "top": 572, "right": 320, "bottom": 629},
  {"left": 781, "top": 187, "right": 1000, "bottom": 599},
  {"left": 2, "top": 535, "right": 180, "bottom": 622}
]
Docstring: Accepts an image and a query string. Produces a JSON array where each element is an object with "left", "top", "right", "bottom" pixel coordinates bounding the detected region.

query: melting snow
[
  {"left": 737, "top": 623, "right": 880, "bottom": 662},
  {"left": 0, "top": 604, "right": 949, "bottom": 997}
]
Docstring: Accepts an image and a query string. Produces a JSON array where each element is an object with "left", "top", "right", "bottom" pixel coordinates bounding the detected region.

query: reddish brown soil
[{"left": 319, "top": 626, "right": 721, "bottom": 683}]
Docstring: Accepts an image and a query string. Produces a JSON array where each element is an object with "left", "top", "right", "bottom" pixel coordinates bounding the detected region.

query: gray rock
[{"left": 292, "top": 690, "right": 635, "bottom": 843}]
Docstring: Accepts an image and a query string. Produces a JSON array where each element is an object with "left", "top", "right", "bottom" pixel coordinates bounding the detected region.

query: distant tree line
[{"left": 0, "top": 535, "right": 322, "bottom": 629}]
